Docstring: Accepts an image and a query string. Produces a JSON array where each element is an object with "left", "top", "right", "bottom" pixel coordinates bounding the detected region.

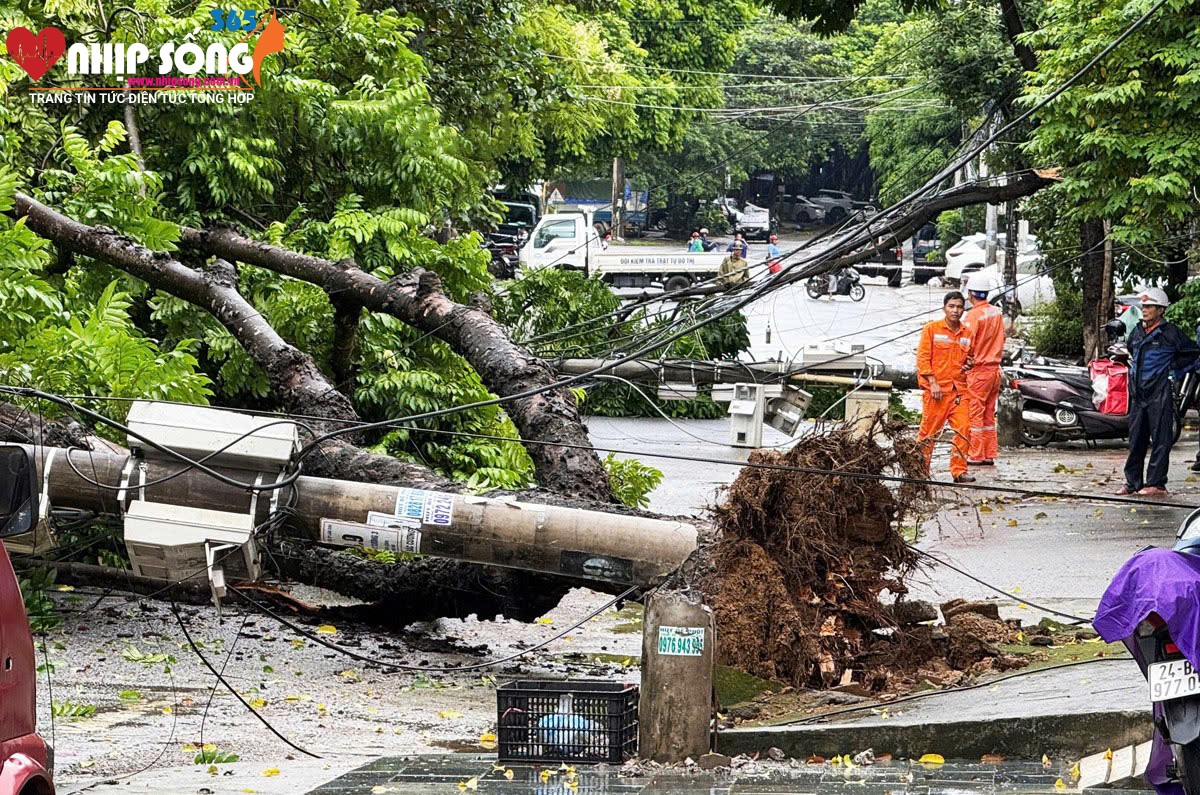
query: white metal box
[
  {"left": 728, "top": 383, "right": 765, "bottom": 448},
  {"left": 123, "top": 500, "right": 260, "bottom": 584},
  {"left": 126, "top": 401, "right": 298, "bottom": 471}
]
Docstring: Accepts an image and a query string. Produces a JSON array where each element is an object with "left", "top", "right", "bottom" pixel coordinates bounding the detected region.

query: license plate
[{"left": 1149, "top": 659, "right": 1200, "bottom": 703}]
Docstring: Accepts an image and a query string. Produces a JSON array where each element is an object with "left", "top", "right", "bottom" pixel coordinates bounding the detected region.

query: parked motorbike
[
  {"left": 1007, "top": 319, "right": 1183, "bottom": 446},
  {"left": 805, "top": 267, "right": 865, "bottom": 302},
  {"left": 1095, "top": 509, "right": 1200, "bottom": 794}
]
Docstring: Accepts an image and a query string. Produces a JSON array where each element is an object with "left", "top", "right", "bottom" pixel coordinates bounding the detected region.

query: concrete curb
[{"left": 717, "top": 710, "right": 1154, "bottom": 761}]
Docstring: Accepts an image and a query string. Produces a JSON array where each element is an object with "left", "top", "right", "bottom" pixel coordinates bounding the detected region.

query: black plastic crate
[{"left": 496, "top": 679, "right": 638, "bottom": 765}]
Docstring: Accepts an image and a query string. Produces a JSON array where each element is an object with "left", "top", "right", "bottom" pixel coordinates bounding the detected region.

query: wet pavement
[{"left": 307, "top": 753, "right": 1151, "bottom": 793}]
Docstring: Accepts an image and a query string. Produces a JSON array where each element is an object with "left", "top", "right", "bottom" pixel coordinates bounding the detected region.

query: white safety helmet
[
  {"left": 1139, "top": 287, "right": 1170, "bottom": 308},
  {"left": 699, "top": 228, "right": 710, "bottom": 235},
  {"left": 967, "top": 272, "right": 999, "bottom": 294}
]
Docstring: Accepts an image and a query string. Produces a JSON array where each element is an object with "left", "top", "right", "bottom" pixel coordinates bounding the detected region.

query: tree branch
[
  {"left": 998, "top": 0, "right": 1039, "bottom": 74},
  {"left": 177, "top": 226, "right": 615, "bottom": 502}
]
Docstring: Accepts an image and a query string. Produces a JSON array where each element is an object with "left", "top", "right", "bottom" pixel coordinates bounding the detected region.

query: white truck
[{"left": 519, "top": 210, "right": 728, "bottom": 291}]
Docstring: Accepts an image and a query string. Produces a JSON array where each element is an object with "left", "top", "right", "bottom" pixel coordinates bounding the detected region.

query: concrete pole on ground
[
  {"left": 638, "top": 592, "right": 715, "bottom": 762},
  {"left": 997, "top": 387, "right": 1023, "bottom": 448}
]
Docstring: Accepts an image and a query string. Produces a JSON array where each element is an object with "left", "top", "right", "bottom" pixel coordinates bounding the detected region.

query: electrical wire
[
  {"left": 172, "top": 602, "right": 321, "bottom": 759},
  {"left": 228, "top": 583, "right": 640, "bottom": 673},
  {"left": 0, "top": 386, "right": 303, "bottom": 493},
  {"left": 909, "top": 546, "right": 1093, "bottom": 624}
]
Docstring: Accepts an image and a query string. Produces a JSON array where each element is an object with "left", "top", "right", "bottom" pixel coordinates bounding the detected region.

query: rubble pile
[{"left": 703, "top": 416, "right": 1026, "bottom": 693}]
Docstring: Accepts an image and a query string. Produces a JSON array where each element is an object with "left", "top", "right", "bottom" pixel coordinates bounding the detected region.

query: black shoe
[
  {"left": 1191, "top": 460, "right": 1200, "bottom": 472},
  {"left": 953, "top": 474, "right": 977, "bottom": 484}
]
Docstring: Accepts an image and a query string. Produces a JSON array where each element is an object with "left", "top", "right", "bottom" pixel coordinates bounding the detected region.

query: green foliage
[
  {"left": 888, "top": 389, "right": 920, "bottom": 423},
  {"left": 51, "top": 700, "right": 96, "bottom": 719},
  {"left": 17, "top": 567, "right": 61, "bottom": 635},
  {"left": 1027, "top": 288, "right": 1085, "bottom": 359},
  {"left": 694, "top": 205, "right": 731, "bottom": 237},
  {"left": 193, "top": 745, "right": 240, "bottom": 765},
  {"left": 601, "top": 453, "right": 664, "bottom": 509},
  {"left": 807, "top": 386, "right": 846, "bottom": 420},
  {"left": 1024, "top": 0, "right": 1200, "bottom": 246},
  {"left": 1167, "top": 279, "right": 1200, "bottom": 337}
]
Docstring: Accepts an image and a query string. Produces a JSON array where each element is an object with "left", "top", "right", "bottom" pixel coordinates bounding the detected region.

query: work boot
[
  {"left": 953, "top": 473, "right": 976, "bottom": 484},
  {"left": 1191, "top": 460, "right": 1200, "bottom": 472},
  {"left": 1137, "top": 486, "right": 1169, "bottom": 497},
  {"left": 968, "top": 459, "right": 995, "bottom": 466}
]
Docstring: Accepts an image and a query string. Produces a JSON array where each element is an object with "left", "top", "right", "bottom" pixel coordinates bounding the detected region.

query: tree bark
[
  {"left": 1003, "top": 199, "right": 1020, "bottom": 319},
  {"left": 330, "top": 299, "right": 361, "bottom": 396},
  {"left": 1080, "top": 219, "right": 1107, "bottom": 362},
  {"left": 1166, "top": 234, "right": 1190, "bottom": 301},
  {"left": 997, "top": 0, "right": 1039, "bottom": 74},
  {"left": 177, "top": 225, "right": 614, "bottom": 502}
]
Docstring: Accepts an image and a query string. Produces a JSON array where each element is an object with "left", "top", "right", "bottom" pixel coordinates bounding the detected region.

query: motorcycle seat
[{"left": 1057, "top": 372, "right": 1095, "bottom": 392}]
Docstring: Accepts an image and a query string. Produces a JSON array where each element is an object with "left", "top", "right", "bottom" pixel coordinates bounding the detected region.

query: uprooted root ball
[{"left": 703, "top": 415, "right": 1017, "bottom": 692}]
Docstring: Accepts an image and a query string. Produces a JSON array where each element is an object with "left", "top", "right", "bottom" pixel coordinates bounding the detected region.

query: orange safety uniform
[
  {"left": 961, "top": 299, "right": 1006, "bottom": 462},
  {"left": 916, "top": 318, "right": 974, "bottom": 478}
]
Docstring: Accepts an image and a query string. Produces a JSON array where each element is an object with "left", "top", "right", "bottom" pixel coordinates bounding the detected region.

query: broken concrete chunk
[
  {"left": 698, "top": 753, "right": 733, "bottom": 770},
  {"left": 940, "top": 599, "right": 1001, "bottom": 621},
  {"left": 893, "top": 599, "right": 938, "bottom": 625},
  {"left": 768, "top": 747, "right": 786, "bottom": 761}
]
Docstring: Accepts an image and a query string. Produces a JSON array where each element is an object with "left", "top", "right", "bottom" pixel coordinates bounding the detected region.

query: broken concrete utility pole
[{"left": 11, "top": 403, "right": 696, "bottom": 596}]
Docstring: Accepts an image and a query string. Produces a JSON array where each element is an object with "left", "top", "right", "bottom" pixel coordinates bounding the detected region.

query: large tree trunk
[
  {"left": 177, "top": 226, "right": 614, "bottom": 503},
  {"left": 1080, "top": 219, "right": 1107, "bottom": 362}
]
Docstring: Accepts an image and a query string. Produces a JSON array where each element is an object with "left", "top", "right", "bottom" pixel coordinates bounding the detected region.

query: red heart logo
[{"left": 6, "top": 27, "right": 66, "bottom": 82}]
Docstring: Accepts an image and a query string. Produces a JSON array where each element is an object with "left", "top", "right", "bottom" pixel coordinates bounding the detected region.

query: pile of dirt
[{"left": 701, "top": 416, "right": 1024, "bottom": 694}]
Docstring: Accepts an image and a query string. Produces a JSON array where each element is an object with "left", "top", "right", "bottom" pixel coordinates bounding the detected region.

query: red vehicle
[{"left": 0, "top": 446, "right": 55, "bottom": 795}]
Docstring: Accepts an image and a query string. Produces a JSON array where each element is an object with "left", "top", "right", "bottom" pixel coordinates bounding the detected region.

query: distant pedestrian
[
  {"left": 718, "top": 245, "right": 749, "bottom": 288},
  {"left": 727, "top": 232, "right": 749, "bottom": 258},
  {"left": 698, "top": 228, "right": 719, "bottom": 252},
  {"left": 688, "top": 232, "right": 704, "bottom": 253},
  {"left": 962, "top": 272, "right": 1006, "bottom": 466},
  {"left": 917, "top": 291, "right": 975, "bottom": 483},
  {"left": 766, "top": 233, "right": 782, "bottom": 274},
  {"left": 1119, "top": 288, "right": 1200, "bottom": 496}
]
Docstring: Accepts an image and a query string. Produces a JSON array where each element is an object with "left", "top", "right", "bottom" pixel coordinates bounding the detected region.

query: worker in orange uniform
[
  {"left": 961, "top": 272, "right": 1006, "bottom": 466},
  {"left": 917, "top": 291, "right": 975, "bottom": 483}
]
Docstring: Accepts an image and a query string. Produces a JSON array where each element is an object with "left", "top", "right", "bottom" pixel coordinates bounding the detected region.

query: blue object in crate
[{"left": 536, "top": 694, "right": 600, "bottom": 756}]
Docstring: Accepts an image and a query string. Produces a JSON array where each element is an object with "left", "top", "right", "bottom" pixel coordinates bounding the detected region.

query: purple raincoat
[{"left": 1095, "top": 547, "right": 1200, "bottom": 795}]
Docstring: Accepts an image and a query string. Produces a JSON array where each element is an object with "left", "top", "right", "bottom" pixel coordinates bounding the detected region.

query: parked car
[
  {"left": 781, "top": 195, "right": 826, "bottom": 226},
  {"left": 912, "top": 225, "right": 943, "bottom": 285},
  {"left": 945, "top": 232, "right": 1041, "bottom": 285},
  {"left": 0, "top": 445, "right": 56, "bottom": 795},
  {"left": 963, "top": 263, "right": 1056, "bottom": 311},
  {"left": 736, "top": 203, "right": 774, "bottom": 240},
  {"left": 805, "top": 190, "right": 878, "bottom": 223},
  {"left": 854, "top": 237, "right": 904, "bottom": 288},
  {"left": 485, "top": 201, "right": 539, "bottom": 279}
]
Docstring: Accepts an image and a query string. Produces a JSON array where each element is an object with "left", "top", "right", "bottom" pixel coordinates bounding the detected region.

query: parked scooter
[
  {"left": 1095, "top": 509, "right": 1200, "bottom": 794},
  {"left": 805, "top": 267, "right": 865, "bottom": 302}
]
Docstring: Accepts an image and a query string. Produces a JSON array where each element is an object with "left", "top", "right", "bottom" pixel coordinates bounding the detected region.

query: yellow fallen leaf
[
  {"left": 535, "top": 617, "right": 553, "bottom": 625},
  {"left": 457, "top": 777, "right": 478, "bottom": 791},
  {"left": 315, "top": 625, "right": 338, "bottom": 635},
  {"left": 831, "top": 755, "right": 843, "bottom": 766},
  {"left": 540, "top": 769, "right": 552, "bottom": 783},
  {"left": 1006, "top": 519, "right": 1019, "bottom": 527},
  {"left": 182, "top": 744, "right": 198, "bottom": 753},
  {"left": 207, "top": 765, "right": 218, "bottom": 775},
  {"left": 248, "top": 697, "right": 266, "bottom": 709},
  {"left": 1055, "top": 779, "right": 1066, "bottom": 790},
  {"left": 1070, "top": 762, "right": 1082, "bottom": 779},
  {"left": 1016, "top": 632, "right": 1025, "bottom": 643},
  {"left": 55, "top": 584, "right": 75, "bottom": 592},
  {"left": 559, "top": 763, "right": 571, "bottom": 772},
  {"left": 980, "top": 505, "right": 993, "bottom": 513},
  {"left": 565, "top": 781, "right": 578, "bottom": 792},
  {"left": 621, "top": 658, "right": 632, "bottom": 667},
  {"left": 919, "top": 753, "right": 944, "bottom": 766},
  {"left": 1104, "top": 748, "right": 1113, "bottom": 760},
  {"left": 492, "top": 763, "right": 506, "bottom": 772},
  {"left": 439, "top": 710, "right": 464, "bottom": 719},
  {"left": 262, "top": 768, "right": 280, "bottom": 777},
  {"left": 1034, "top": 512, "right": 1048, "bottom": 520},
  {"left": 504, "top": 769, "right": 514, "bottom": 781},
  {"left": 162, "top": 706, "right": 173, "bottom": 714},
  {"left": 242, "top": 789, "right": 256, "bottom": 793},
  {"left": 375, "top": 727, "right": 383, "bottom": 733},
  {"left": 479, "top": 732, "right": 498, "bottom": 750},
  {"left": 285, "top": 695, "right": 301, "bottom": 702},
  {"left": 1043, "top": 754, "right": 1053, "bottom": 767}
]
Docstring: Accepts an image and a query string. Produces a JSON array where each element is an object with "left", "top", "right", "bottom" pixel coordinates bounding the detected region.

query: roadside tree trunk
[{"left": 1080, "top": 219, "right": 1107, "bottom": 362}]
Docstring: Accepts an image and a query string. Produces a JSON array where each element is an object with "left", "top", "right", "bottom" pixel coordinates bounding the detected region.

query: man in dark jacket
[{"left": 1120, "top": 288, "right": 1200, "bottom": 496}]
